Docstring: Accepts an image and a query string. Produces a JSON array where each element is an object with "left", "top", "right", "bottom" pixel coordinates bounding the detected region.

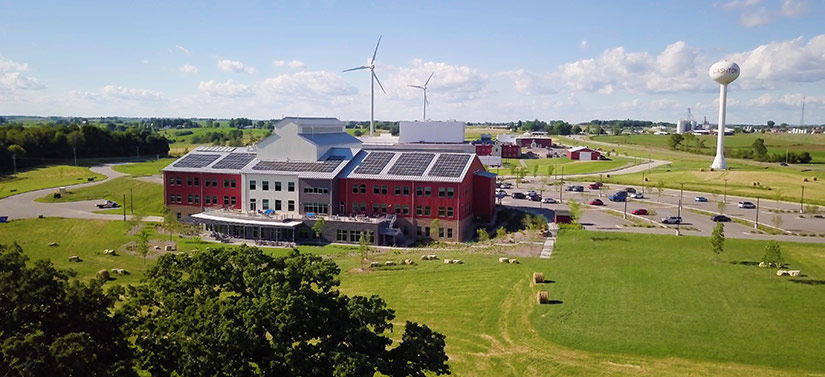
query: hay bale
[
  {"left": 385, "top": 260, "right": 396, "bottom": 266},
  {"left": 68, "top": 255, "right": 80, "bottom": 262},
  {"left": 758, "top": 262, "right": 767, "bottom": 268},
  {"left": 776, "top": 270, "right": 789, "bottom": 276},
  {"left": 789, "top": 270, "right": 801, "bottom": 277},
  {"left": 95, "top": 269, "right": 110, "bottom": 281},
  {"left": 48, "top": 242, "right": 58, "bottom": 247},
  {"left": 403, "top": 259, "right": 414, "bottom": 265},
  {"left": 537, "top": 291, "right": 549, "bottom": 304},
  {"left": 421, "top": 255, "right": 430, "bottom": 260},
  {"left": 444, "top": 259, "right": 452, "bottom": 264},
  {"left": 104, "top": 249, "right": 117, "bottom": 256},
  {"left": 508, "top": 259, "right": 519, "bottom": 264},
  {"left": 154, "top": 246, "right": 162, "bottom": 251},
  {"left": 451, "top": 259, "right": 463, "bottom": 264},
  {"left": 369, "top": 262, "right": 380, "bottom": 268},
  {"left": 533, "top": 272, "right": 544, "bottom": 284},
  {"left": 499, "top": 257, "right": 509, "bottom": 263}
]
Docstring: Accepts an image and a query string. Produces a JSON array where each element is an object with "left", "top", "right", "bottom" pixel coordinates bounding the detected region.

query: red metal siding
[
  {"left": 164, "top": 171, "right": 242, "bottom": 211},
  {"left": 475, "top": 144, "right": 493, "bottom": 156},
  {"left": 472, "top": 173, "right": 495, "bottom": 221},
  {"left": 501, "top": 144, "right": 520, "bottom": 158},
  {"left": 338, "top": 178, "right": 465, "bottom": 221}
]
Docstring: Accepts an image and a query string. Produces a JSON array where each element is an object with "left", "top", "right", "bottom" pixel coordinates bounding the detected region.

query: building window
[
  {"left": 438, "top": 187, "right": 446, "bottom": 198},
  {"left": 373, "top": 203, "right": 379, "bottom": 213},
  {"left": 381, "top": 185, "right": 388, "bottom": 195},
  {"left": 275, "top": 200, "right": 282, "bottom": 211},
  {"left": 194, "top": 195, "right": 199, "bottom": 204},
  {"left": 353, "top": 202, "right": 359, "bottom": 213},
  {"left": 447, "top": 207, "right": 454, "bottom": 217},
  {"left": 194, "top": 177, "right": 199, "bottom": 187},
  {"left": 168, "top": 177, "right": 175, "bottom": 185},
  {"left": 176, "top": 195, "right": 182, "bottom": 203},
  {"left": 303, "top": 202, "right": 329, "bottom": 214},
  {"left": 373, "top": 185, "right": 380, "bottom": 195},
  {"left": 288, "top": 200, "right": 295, "bottom": 212},
  {"left": 168, "top": 194, "right": 174, "bottom": 203},
  {"left": 403, "top": 205, "right": 410, "bottom": 215},
  {"left": 360, "top": 184, "right": 366, "bottom": 194},
  {"left": 447, "top": 228, "right": 453, "bottom": 238},
  {"left": 417, "top": 226, "right": 422, "bottom": 236},
  {"left": 231, "top": 196, "right": 237, "bottom": 206},
  {"left": 231, "top": 179, "right": 236, "bottom": 188},
  {"left": 416, "top": 186, "right": 423, "bottom": 197},
  {"left": 350, "top": 231, "right": 360, "bottom": 243},
  {"left": 394, "top": 204, "right": 401, "bottom": 214},
  {"left": 438, "top": 207, "right": 445, "bottom": 217},
  {"left": 360, "top": 202, "right": 366, "bottom": 212},
  {"left": 353, "top": 184, "right": 359, "bottom": 193},
  {"left": 424, "top": 206, "right": 431, "bottom": 216},
  {"left": 250, "top": 180, "right": 256, "bottom": 190},
  {"left": 187, "top": 178, "right": 193, "bottom": 186},
  {"left": 176, "top": 212, "right": 181, "bottom": 220},
  {"left": 262, "top": 199, "right": 269, "bottom": 210},
  {"left": 336, "top": 229, "right": 347, "bottom": 242},
  {"left": 288, "top": 182, "right": 295, "bottom": 192},
  {"left": 176, "top": 178, "right": 182, "bottom": 186},
  {"left": 223, "top": 179, "right": 229, "bottom": 188},
  {"left": 424, "top": 187, "right": 432, "bottom": 197},
  {"left": 439, "top": 227, "right": 445, "bottom": 237},
  {"left": 403, "top": 186, "right": 410, "bottom": 196},
  {"left": 304, "top": 187, "right": 329, "bottom": 194},
  {"left": 416, "top": 206, "right": 423, "bottom": 216},
  {"left": 394, "top": 186, "right": 401, "bottom": 195},
  {"left": 276, "top": 182, "right": 282, "bottom": 191},
  {"left": 447, "top": 188, "right": 454, "bottom": 198},
  {"left": 224, "top": 196, "right": 229, "bottom": 206},
  {"left": 205, "top": 196, "right": 212, "bottom": 205},
  {"left": 261, "top": 181, "right": 268, "bottom": 191},
  {"left": 380, "top": 203, "right": 387, "bottom": 214},
  {"left": 187, "top": 195, "right": 193, "bottom": 204},
  {"left": 425, "top": 227, "right": 431, "bottom": 237},
  {"left": 212, "top": 195, "right": 217, "bottom": 204},
  {"left": 204, "top": 178, "right": 210, "bottom": 187},
  {"left": 250, "top": 198, "right": 257, "bottom": 211}
]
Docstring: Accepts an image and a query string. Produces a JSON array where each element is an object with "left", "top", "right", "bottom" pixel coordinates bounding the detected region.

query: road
[{"left": 0, "top": 164, "right": 162, "bottom": 222}]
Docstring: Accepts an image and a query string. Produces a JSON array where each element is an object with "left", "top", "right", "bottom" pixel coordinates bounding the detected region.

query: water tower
[{"left": 709, "top": 61, "right": 740, "bottom": 170}]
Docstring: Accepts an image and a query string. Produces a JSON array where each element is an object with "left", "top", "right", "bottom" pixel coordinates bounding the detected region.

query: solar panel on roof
[
  {"left": 173, "top": 153, "right": 221, "bottom": 168},
  {"left": 252, "top": 159, "right": 343, "bottom": 173},
  {"left": 387, "top": 153, "right": 435, "bottom": 176},
  {"left": 212, "top": 153, "right": 256, "bottom": 169},
  {"left": 429, "top": 154, "right": 471, "bottom": 177},
  {"left": 354, "top": 152, "right": 394, "bottom": 175}
]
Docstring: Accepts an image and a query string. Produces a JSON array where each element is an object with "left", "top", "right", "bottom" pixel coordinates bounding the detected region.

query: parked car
[
  {"left": 661, "top": 216, "right": 682, "bottom": 224},
  {"left": 96, "top": 200, "right": 119, "bottom": 209},
  {"left": 512, "top": 192, "right": 527, "bottom": 199},
  {"left": 780, "top": 162, "right": 788, "bottom": 166},
  {"left": 630, "top": 192, "right": 644, "bottom": 199},
  {"left": 589, "top": 199, "right": 604, "bottom": 206},
  {"left": 608, "top": 191, "right": 627, "bottom": 202},
  {"left": 496, "top": 191, "right": 507, "bottom": 199},
  {"left": 625, "top": 187, "right": 637, "bottom": 193},
  {"left": 566, "top": 185, "right": 584, "bottom": 192},
  {"left": 711, "top": 215, "right": 731, "bottom": 222},
  {"left": 694, "top": 196, "right": 708, "bottom": 202},
  {"left": 542, "top": 197, "right": 557, "bottom": 204},
  {"left": 529, "top": 194, "right": 542, "bottom": 202},
  {"left": 589, "top": 182, "right": 603, "bottom": 189},
  {"left": 631, "top": 209, "right": 648, "bottom": 215},
  {"left": 738, "top": 201, "right": 756, "bottom": 209},
  {"left": 502, "top": 183, "right": 513, "bottom": 189},
  {"left": 525, "top": 190, "right": 537, "bottom": 196}
]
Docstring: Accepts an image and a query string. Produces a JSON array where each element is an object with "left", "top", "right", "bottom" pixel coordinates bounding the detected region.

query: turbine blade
[
  {"left": 425, "top": 92, "right": 429, "bottom": 106},
  {"left": 425, "top": 71, "right": 434, "bottom": 87},
  {"left": 343, "top": 66, "right": 369, "bottom": 72},
  {"left": 409, "top": 85, "right": 425, "bottom": 89},
  {"left": 372, "top": 35, "right": 382, "bottom": 63},
  {"left": 373, "top": 71, "right": 386, "bottom": 94}
]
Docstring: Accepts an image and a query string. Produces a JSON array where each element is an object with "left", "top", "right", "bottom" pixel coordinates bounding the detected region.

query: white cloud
[
  {"left": 500, "top": 69, "right": 556, "bottom": 95},
  {"left": 175, "top": 45, "right": 191, "bottom": 55},
  {"left": 747, "top": 93, "right": 823, "bottom": 107},
  {"left": 741, "top": 7, "right": 771, "bottom": 27},
  {"left": 728, "top": 35, "right": 825, "bottom": 84},
  {"left": 721, "top": 0, "right": 761, "bottom": 9},
  {"left": 179, "top": 64, "right": 198, "bottom": 73},
  {"left": 198, "top": 80, "right": 254, "bottom": 97},
  {"left": 273, "top": 60, "right": 307, "bottom": 69},
  {"left": 780, "top": 0, "right": 809, "bottom": 16},
  {"left": 100, "top": 85, "right": 165, "bottom": 101},
  {"left": 0, "top": 72, "right": 45, "bottom": 92},
  {"left": 579, "top": 40, "right": 589, "bottom": 49},
  {"left": 256, "top": 71, "right": 356, "bottom": 102},
  {"left": 382, "top": 59, "right": 489, "bottom": 103},
  {"left": 218, "top": 59, "right": 256, "bottom": 74},
  {"left": 0, "top": 57, "right": 29, "bottom": 72}
]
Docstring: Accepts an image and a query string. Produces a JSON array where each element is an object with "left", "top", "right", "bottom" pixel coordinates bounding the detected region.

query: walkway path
[{"left": 0, "top": 164, "right": 162, "bottom": 222}]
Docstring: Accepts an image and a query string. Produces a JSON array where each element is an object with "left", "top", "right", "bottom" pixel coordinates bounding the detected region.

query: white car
[
  {"left": 738, "top": 201, "right": 756, "bottom": 209},
  {"left": 631, "top": 192, "right": 644, "bottom": 199},
  {"left": 542, "top": 197, "right": 557, "bottom": 204}
]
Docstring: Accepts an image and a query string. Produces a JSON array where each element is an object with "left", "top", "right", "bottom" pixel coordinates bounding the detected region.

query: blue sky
[{"left": 1, "top": 0, "right": 823, "bottom": 124}]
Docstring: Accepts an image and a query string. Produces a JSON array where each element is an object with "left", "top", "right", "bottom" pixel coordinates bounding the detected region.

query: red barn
[
  {"left": 501, "top": 144, "right": 520, "bottom": 158},
  {"left": 516, "top": 137, "right": 552, "bottom": 148},
  {"left": 566, "top": 146, "right": 601, "bottom": 161}
]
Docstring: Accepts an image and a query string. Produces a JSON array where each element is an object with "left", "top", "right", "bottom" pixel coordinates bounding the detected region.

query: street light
[
  {"left": 677, "top": 183, "right": 684, "bottom": 236},
  {"left": 723, "top": 178, "right": 728, "bottom": 204}
]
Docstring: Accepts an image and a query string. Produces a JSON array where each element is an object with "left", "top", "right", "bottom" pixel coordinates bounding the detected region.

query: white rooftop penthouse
[{"left": 255, "top": 117, "right": 362, "bottom": 162}]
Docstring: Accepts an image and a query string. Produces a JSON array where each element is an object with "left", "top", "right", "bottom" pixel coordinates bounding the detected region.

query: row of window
[
  {"left": 303, "top": 187, "right": 329, "bottom": 194},
  {"left": 347, "top": 201, "right": 454, "bottom": 218},
  {"left": 249, "top": 198, "right": 296, "bottom": 212},
  {"left": 350, "top": 184, "right": 455, "bottom": 198},
  {"left": 167, "top": 176, "right": 237, "bottom": 189},
  {"left": 335, "top": 230, "right": 375, "bottom": 243},
  {"left": 249, "top": 180, "right": 294, "bottom": 192},
  {"left": 303, "top": 202, "right": 329, "bottom": 214},
  {"left": 168, "top": 194, "right": 237, "bottom": 206},
  {"left": 416, "top": 226, "right": 454, "bottom": 238}
]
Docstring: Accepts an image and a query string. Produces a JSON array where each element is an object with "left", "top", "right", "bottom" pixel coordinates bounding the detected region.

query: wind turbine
[
  {"left": 409, "top": 72, "right": 434, "bottom": 120},
  {"left": 343, "top": 35, "right": 386, "bottom": 137}
]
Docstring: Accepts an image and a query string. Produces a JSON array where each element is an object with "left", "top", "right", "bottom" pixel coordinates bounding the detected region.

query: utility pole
[
  {"left": 647, "top": 148, "right": 651, "bottom": 173},
  {"left": 623, "top": 197, "right": 628, "bottom": 219},
  {"left": 599, "top": 173, "right": 603, "bottom": 197},
  {"left": 723, "top": 178, "right": 728, "bottom": 204},
  {"left": 755, "top": 197, "right": 760, "bottom": 229},
  {"left": 136, "top": 146, "right": 140, "bottom": 162},
  {"left": 559, "top": 166, "right": 564, "bottom": 203},
  {"left": 800, "top": 186, "right": 805, "bottom": 213},
  {"left": 677, "top": 183, "right": 683, "bottom": 236},
  {"left": 642, "top": 172, "right": 645, "bottom": 194},
  {"left": 130, "top": 188, "right": 134, "bottom": 214},
  {"left": 73, "top": 147, "right": 77, "bottom": 166},
  {"left": 12, "top": 154, "right": 16, "bottom": 175},
  {"left": 122, "top": 194, "right": 127, "bottom": 221}
]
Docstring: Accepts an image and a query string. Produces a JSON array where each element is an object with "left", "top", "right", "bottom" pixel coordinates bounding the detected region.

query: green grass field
[
  {"left": 465, "top": 127, "right": 512, "bottom": 141},
  {"left": 36, "top": 176, "right": 165, "bottom": 216},
  {"left": 4, "top": 216, "right": 825, "bottom": 375},
  {"left": 160, "top": 127, "right": 271, "bottom": 155},
  {"left": 111, "top": 158, "right": 174, "bottom": 176},
  {"left": 492, "top": 156, "right": 635, "bottom": 176},
  {"left": 0, "top": 165, "right": 105, "bottom": 199}
]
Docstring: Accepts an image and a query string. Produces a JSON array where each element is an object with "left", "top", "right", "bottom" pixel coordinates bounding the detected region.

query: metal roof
[
  {"left": 300, "top": 132, "right": 361, "bottom": 147},
  {"left": 279, "top": 117, "right": 344, "bottom": 127},
  {"left": 568, "top": 146, "right": 597, "bottom": 152},
  {"left": 339, "top": 150, "right": 480, "bottom": 183}
]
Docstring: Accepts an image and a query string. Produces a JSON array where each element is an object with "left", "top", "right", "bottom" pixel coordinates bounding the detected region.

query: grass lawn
[
  {"left": 112, "top": 158, "right": 174, "bottom": 176},
  {"left": 36, "top": 176, "right": 165, "bottom": 216},
  {"left": 0, "top": 165, "right": 106, "bottom": 199},
  {"left": 465, "top": 127, "right": 512, "bottom": 141},
  {"left": 160, "top": 127, "right": 270, "bottom": 155},
  {"left": 493, "top": 156, "right": 635, "bottom": 176}
]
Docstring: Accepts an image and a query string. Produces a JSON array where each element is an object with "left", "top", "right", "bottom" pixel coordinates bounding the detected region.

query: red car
[
  {"left": 589, "top": 182, "right": 603, "bottom": 189},
  {"left": 589, "top": 199, "right": 604, "bottom": 206},
  {"left": 631, "top": 209, "right": 648, "bottom": 215}
]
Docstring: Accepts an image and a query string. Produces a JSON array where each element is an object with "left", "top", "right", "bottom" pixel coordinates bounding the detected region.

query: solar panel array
[
  {"left": 429, "top": 154, "right": 471, "bottom": 177},
  {"left": 354, "top": 152, "right": 394, "bottom": 175},
  {"left": 387, "top": 153, "right": 435, "bottom": 176},
  {"left": 252, "top": 159, "right": 343, "bottom": 173},
  {"left": 173, "top": 153, "right": 221, "bottom": 168},
  {"left": 212, "top": 153, "right": 256, "bottom": 169}
]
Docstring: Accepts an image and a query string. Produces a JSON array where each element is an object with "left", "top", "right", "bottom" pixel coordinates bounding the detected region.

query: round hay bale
[
  {"left": 537, "top": 291, "right": 549, "bottom": 304},
  {"left": 95, "top": 269, "right": 110, "bottom": 281},
  {"left": 533, "top": 272, "right": 544, "bottom": 284}
]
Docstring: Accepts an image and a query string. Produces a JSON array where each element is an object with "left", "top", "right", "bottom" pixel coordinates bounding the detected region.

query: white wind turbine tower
[
  {"left": 343, "top": 35, "right": 386, "bottom": 137},
  {"left": 409, "top": 72, "right": 434, "bottom": 120}
]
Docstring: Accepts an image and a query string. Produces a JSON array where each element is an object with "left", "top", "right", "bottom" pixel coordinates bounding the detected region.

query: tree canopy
[{"left": 118, "top": 246, "right": 450, "bottom": 377}]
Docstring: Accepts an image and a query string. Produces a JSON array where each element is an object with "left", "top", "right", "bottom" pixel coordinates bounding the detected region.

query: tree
[
  {"left": 545, "top": 164, "right": 554, "bottom": 177},
  {"left": 751, "top": 138, "right": 768, "bottom": 159},
  {"left": 682, "top": 132, "right": 697, "bottom": 152},
  {"left": 717, "top": 201, "right": 726, "bottom": 214},
  {"left": 0, "top": 243, "right": 136, "bottom": 377},
  {"left": 656, "top": 179, "right": 665, "bottom": 203},
  {"left": 353, "top": 129, "right": 363, "bottom": 137},
  {"left": 161, "top": 206, "right": 178, "bottom": 241},
  {"left": 711, "top": 222, "right": 725, "bottom": 262},
  {"left": 359, "top": 231, "right": 370, "bottom": 269},
  {"left": 568, "top": 199, "right": 581, "bottom": 222},
  {"left": 571, "top": 125, "right": 582, "bottom": 135},
  {"left": 7, "top": 144, "right": 26, "bottom": 156},
  {"left": 135, "top": 228, "right": 150, "bottom": 266},
  {"left": 496, "top": 226, "right": 508, "bottom": 240},
  {"left": 430, "top": 219, "right": 440, "bottom": 239},
  {"left": 771, "top": 214, "right": 784, "bottom": 231},
  {"left": 514, "top": 167, "right": 525, "bottom": 188},
  {"left": 312, "top": 217, "right": 326, "bottom": 240},
  {"left": 761, "top": 240, "right": 784, "bottom": 277},
  {"left": 667, "top": 134, "right": 684, "bottom": 150},
  {"left": 118, "top": 247, "right": 450, "bottom": 377},
  {"left": 767, "top": 120, "right": 775, "bottom": 128},
  {"left": 476, "top": 228, "right": 490, "bottom": 241}
]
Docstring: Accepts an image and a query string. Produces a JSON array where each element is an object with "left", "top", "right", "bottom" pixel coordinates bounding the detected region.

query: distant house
[{"left": 566, "top": 146, "right": 601, "bottom": 161}]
